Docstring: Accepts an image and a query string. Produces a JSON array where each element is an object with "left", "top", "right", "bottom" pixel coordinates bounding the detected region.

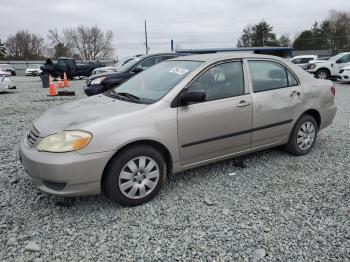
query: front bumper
[
  {"left": 337, "top": 72, "right": 350, "bottom": 82},
  {"left": 20, "top": 136, "right": 114, "bottom": 197},
  {"left": 84, "top": 84, "right": 105, "bottom": 96}
]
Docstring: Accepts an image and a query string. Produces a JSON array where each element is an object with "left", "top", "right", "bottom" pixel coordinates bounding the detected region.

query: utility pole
[{"left": 144, "top": 20, "right": 149, "bottom": 55}]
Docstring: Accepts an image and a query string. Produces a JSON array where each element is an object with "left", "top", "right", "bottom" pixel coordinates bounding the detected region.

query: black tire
[
  {"left": 103, "top": 145, "right": 167, "bottom": 206},
  {"left": 285, "top": 114, "right": 318, "bottom": 156},
  {"left": 315, "top": 69, "right": 330, "bottom": 79}
]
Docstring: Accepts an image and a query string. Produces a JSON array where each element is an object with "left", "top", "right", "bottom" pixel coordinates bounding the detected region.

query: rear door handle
[
  {"left": 236, "top": 100, "right": 251, "bottom": 107},
  {"left": 291, "top": 91, "right": 301, "bottom": 96}
]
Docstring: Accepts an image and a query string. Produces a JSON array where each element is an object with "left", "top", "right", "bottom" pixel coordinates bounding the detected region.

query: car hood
[
  {"left": 341, "top": 65, "right": 350, "bottom": 70},
  {"left": 309, "top": 59, "right": 329, "bottom": 64},
  {"left": 34, "top": 95, "right": 147, "bottom": 137}
]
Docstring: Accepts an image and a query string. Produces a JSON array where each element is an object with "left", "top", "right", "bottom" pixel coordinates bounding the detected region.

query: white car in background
[
  {"left": 338, "top": 66, "right": 350, "bottom": 83},
  {"left": 307, "top": 52, "right": 350, "bottom": 79},
  {"left": 289, "top": 55, "right": 317, "bottom": 70},
  {"left": 25, "top": 64, "right": 42, "bottom": 76},
  {"left": 91, "top": 56, "right": 142, "bottom": 75},
  {"left": 0, "top": 71, "right": 16, "bottom": 91}
]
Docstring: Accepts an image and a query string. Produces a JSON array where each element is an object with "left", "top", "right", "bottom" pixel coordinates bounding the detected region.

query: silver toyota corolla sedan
[{"left": 20, "top": 53, "right": 337, "bottom": 206}]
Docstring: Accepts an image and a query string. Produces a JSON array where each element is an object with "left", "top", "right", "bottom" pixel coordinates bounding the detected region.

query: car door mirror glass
[{"left": 180, "top": 90, "right": 206, "bottom": 105}]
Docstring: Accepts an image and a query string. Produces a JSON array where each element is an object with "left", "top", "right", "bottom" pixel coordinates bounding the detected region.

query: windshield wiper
[
  {"left": 108, "top": 90, "right": 142, "bottom": 102},
  {"left": 116, "top": 92, "right": 140, "bottom": 101}
]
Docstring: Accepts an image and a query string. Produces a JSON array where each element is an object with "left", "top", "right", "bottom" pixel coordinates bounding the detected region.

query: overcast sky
[{"left": 1, "top": 0, "right": 349, "bottom": 58}]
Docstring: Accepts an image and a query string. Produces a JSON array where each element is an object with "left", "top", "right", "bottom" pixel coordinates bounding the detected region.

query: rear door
[
  {"left": 247, "top": 59, "right": 303, "bottom": 148},
  {"left": 177, "top": 60, "right": 252, "bottom": 165}
]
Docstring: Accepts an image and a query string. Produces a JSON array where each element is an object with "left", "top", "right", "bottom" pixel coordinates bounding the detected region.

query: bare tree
[
  {"left": 0, "top": 39, "right": 6, "bottom": 58},
  {"left": 5, "top": 30, "right": 44, "bottom": 60},
  {"left": 48, "top": 25, "right": 114, "bottom": 60}
]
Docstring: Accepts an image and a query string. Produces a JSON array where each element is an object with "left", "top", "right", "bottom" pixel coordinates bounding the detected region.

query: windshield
[
  {"left": 113, "top": 60, "right": 202, "bottom": 103},
  {"left": 329, "top": 53, "right": 346, "bottom": 61},
  {"left": 117, "top": 57, "right": 141, "bottom": 72},
  {"left": 114, "top": 57, "right": 140, "bottom": 69}
]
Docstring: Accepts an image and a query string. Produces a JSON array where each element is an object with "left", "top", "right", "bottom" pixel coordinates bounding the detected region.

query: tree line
[
  {"left": 1, "top": 10, "right": 349, "bottom": 61},
  {"left": 0, "top": 25, "right": 114, "bottom": 61},
  {"left": 237, "top": 10, "right": 350, "bottom": 53}
]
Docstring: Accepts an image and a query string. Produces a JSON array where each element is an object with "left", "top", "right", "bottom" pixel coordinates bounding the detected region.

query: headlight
[
  {"left": 91, "top": 77, "right": 106, "bottom": 85},
  {"left": 37, "top": 131, "right": 92, "bottom": 153},
  {"left": 309, "top": 64, "right": 316, "bottom": 70}
]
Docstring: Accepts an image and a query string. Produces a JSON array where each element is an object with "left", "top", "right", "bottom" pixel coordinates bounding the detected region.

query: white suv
[{"left": 307, "top": 52, "right": 350, "bottom": 79}]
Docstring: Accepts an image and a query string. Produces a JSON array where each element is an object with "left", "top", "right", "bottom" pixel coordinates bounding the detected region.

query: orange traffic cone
[
  {"left": 58, "top": 77, "right": 63, "bottom": 88},
  {"left": 63, "top": 72, "right": 69, "bottom": 87},
  {"left": 48, "top": 75, "right": 56, "bottom": 96}
]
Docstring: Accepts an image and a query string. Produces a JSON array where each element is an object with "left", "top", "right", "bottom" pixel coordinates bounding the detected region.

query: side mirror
[
  {"left": 132, "top": 67, "right": 143, "bottom": 74},
  {"left": 180, "top": 90, "right": 206, "bottom": 105}
]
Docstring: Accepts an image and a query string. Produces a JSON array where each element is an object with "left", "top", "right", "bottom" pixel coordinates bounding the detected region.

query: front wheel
[
  {"left": 315, "top": 69, "right": 329, "bottom": 79},
  {"left": 285, "top": 114, "right": 318, "bottom": 156},
  {"left": 104, "top": 145, "right": 167, "bottom": 206}
]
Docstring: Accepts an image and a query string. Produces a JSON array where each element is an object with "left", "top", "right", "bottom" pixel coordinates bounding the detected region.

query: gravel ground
[{"left": 0, "top": 77, "right": 349, "bottom": 261}]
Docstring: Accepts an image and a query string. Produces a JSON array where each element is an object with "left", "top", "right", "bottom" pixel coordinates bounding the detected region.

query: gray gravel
[{"left": 1, "top": 77, "right": 350, "bottom": 261}]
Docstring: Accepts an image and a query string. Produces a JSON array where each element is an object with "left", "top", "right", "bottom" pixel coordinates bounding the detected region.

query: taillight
[{"left": 331, "top": 85, "right": 336, "bottom": 96}]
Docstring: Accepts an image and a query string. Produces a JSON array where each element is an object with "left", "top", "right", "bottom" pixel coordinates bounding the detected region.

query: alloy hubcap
[
  {"left": 317, "top": 72, "right": 327, "bottom": 79},
  {"left": 118, "top": 156, "right": 160, "bottom": 199},
  {"left": 297, "top": 121, "right": 316, "bottom": 151}
]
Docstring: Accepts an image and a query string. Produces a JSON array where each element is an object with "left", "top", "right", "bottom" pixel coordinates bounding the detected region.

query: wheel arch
[
  {"left": 101, "top": 139, "right": 173, "bottom": 189},
  {"left": 299, "top": 109, "right": 321, "bottom": 129},
  {"left": 316, "top": 67, "right": 331, "bottom": 78}
]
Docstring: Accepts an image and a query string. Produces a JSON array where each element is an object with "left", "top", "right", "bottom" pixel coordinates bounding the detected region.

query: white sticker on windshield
[{"left": 169, "top": 67, "right": 189, "bottom": 75}]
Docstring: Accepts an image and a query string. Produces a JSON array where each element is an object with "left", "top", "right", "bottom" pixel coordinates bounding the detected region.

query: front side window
[
  {"left": 188, "top": 61, "right": 244, "bottom": 101},
  {"left": 248, "top": 61, "right": 290, "bottom": 92},
  {"left": 136, "top": 57, "right": 162, "bottom": 70},
  {"left": 337, "top": 54, "right": 350, "bottom": 63},
  {"left": 115, "top": 60, "right": 202, "bottom": 103}
]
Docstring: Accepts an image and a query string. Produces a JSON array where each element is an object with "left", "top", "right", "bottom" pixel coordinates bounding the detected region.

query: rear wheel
[
  {"left": 285, "top": 114, "right": 318, "bottom": 156},
  {"left": 104, "top": 145, "right": 167, "bottom": 206},
  {"left": 315, "top": 69, "right": 329, "bottom": 79}
]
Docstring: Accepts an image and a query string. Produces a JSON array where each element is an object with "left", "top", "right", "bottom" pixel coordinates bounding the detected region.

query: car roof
[
  {"left": 292, "top": 55, "right": 317, "bottom": 58},
  {"left": 171, "top": 52, "right": 287, "bottom": 63},
  {"left": 142, "top": 53, "right": 179, "bottom": 59}
]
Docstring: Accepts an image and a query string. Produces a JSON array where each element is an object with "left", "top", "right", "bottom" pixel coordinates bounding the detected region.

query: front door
[
  {"left": 247, "top": 59, "right": 304, "bottom": 148},
  {"left": 177, "top": 61, "right": 252, "bottom": 166},
  {"left": 334, "top": 54, "right": 350, "bottom": 74}
]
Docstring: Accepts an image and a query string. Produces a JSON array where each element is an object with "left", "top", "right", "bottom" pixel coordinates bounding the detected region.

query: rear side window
[{"left": 248, "top": 60, "right": 298, "bottom": 92}]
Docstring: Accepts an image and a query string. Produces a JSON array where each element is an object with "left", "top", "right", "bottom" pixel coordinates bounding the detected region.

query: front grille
[
  {"left": 43, "top": 180, "right": 67, "bottom": 191},
  {"left": 27, "top": 125, "right": 40, "bottom": 146}
]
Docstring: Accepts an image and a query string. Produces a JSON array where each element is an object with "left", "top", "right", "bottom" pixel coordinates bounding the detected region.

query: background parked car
[
  {"left": 0, "top": 71, "right": 16, "bottom": 91},
  {"left": 307, "top": 52, "right": 350, "bottom": 79},
  {"left": 91, "top": 56, "right": 141, "bottom": 75},
  {"left": 40, "top": 57, "right": 105, "bottom": 79},
  {"left": 25, "top": 64, "right": 42, "bottom": 76},
  {"left": 289, "top": 55, "right": 317, "bottom": 70},
  {"left": 338, "top": 66, "right": 350, "bottom": 82},
  {"left": 0, "top": 64, "right": 16, "bottom": 76},
  {"left": 84, "top": 53, "right": 179, "bottom": 96}
]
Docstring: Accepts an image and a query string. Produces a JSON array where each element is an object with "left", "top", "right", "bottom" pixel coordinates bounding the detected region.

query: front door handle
[{"left": 236, "top": 100, "right": 251, "bottom": 107}]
